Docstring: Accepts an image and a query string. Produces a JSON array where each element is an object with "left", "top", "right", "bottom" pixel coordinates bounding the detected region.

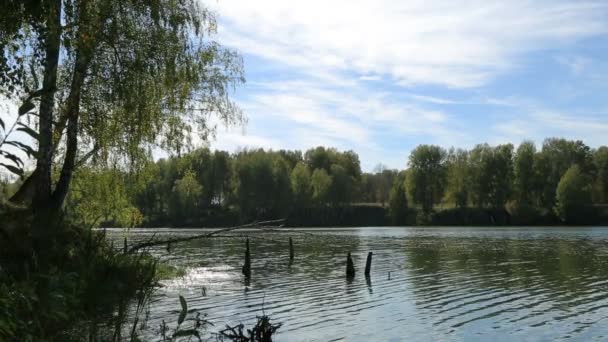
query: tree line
[{"left": 9, "top": 138, "right": 600, "bottom": 227}]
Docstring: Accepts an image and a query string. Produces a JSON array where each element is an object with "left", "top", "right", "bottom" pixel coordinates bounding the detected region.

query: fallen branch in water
[
  {"left": 218, "top": 315, "right": 282, "bottom": 342},
  {"left": 127, "top": 219, "right": 287, "bottom": 254}
]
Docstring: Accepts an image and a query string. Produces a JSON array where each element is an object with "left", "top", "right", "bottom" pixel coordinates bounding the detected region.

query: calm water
[{"left": 106, "top": 227, "right": 608, "bottom": 341}]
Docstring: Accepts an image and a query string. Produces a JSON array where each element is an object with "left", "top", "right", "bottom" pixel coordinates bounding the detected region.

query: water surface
[{"left": 107, "top": 227, "right": 608, "bottom": 341}]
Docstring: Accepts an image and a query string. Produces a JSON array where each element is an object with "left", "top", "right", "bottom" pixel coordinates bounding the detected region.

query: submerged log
[
  {"left": 346, "top": 252, "right": 355, "bottom": 278},
  {"left": 242, "top": 238, "right": 251, "bottom": 278},
  {"left": 364, "top": 252, "right": 373, "bottom": 277},
  {"left": 289, "top": 237, "right": 294, "bottom": 261}
]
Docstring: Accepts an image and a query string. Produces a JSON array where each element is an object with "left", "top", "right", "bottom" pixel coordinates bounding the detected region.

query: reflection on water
[{"left": 106, "top": 227, "right": 608, "bottom": 341}]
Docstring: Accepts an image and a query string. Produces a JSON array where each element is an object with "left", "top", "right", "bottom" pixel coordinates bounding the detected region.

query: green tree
[
  {"left": 212, "top": 150, "right": 232, "bottom": 205},
  {"left": 329, "top": 164, "right": 350, "bottom": 205},
  {"left": 305, "top": 147, "right": 333, "bottom": 173},
  {"left": 468, "top": 143, "right": 513, "bottom": 208},
  {"left": 443, "top": 148, "right": 469, "bottom": 208},
  {"left": 372, "top": 164, "right": 397, "bottom": 206},
  {"left": 554, "top": 165, "right": 592, "bottom": 222},
  {"left": 538, "top": 138, "right": 594, "bottom": 209},
  {"left": 311, "top": 168, "right": 332, "bottom": 205},
  {"left": 2, "top": 0, "right": 244, "bottom": 221},
  {"left": 406, "top": 145, "right": 446, "bottom": 212},
  {"left": 388, "top": 172, "right": 408, "bottom": 224},
  {"left": 65, "top": 168, "right": 143, "bottom": 227},
  {"left": 490, "top": 144, "right": 514, "bottom": 208},
  {"left": 513, "top": 141, "right": 537, "bottom": 206},
  {"left": 593, "top": 146, "right": 608, "bottom": 203},
  {"left": 291, "top": 162, "right": 312, "bottom": 207},
  {"left": 172, "top": 170, "right": 203, "bottom": 222},
  {"left": 233, "top": 150, "right": 275, "bottom": 218},
  {"left": 271, "top": 156, "right": 293, "bottom": 217}
]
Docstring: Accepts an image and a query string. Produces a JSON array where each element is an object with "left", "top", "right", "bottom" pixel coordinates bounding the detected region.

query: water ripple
[{"left": 104, "top": 226, "right": 608, "bottom": 341}]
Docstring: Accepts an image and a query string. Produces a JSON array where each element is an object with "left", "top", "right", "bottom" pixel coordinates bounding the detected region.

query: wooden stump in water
[
  {"left": 364, "top": 252, "right": 373, "bottom": 277},
  {"left": 242, "top": 238, "right": 251, "bottom": 278},
  {"left": 346, "top": 252, "right": 355, "bottom": 278},
  {"left": 289, "top": 237, "right": 294, "bottom": 261}
]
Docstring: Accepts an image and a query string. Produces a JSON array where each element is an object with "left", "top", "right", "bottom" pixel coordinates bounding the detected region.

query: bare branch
[{"left": 126, "top": 219, "right": 288, "bottom": 253}]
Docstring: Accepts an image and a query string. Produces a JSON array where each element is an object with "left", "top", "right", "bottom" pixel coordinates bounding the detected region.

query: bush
[{"left": 0, "top": 216, "right": 159, "bottom": 341}]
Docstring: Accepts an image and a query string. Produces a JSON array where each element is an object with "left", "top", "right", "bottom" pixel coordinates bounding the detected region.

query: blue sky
[
  {"left": 1, "top": 0, "right": 608, "bottom": 174},
  {"left": 206, "top": 0, "right": 608, "bottom": 170}
]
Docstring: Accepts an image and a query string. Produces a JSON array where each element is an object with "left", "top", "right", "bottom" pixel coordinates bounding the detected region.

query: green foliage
[
  {"left": 65, "top": 167, "right": 143, "bottom": 227},
  {"left": 594, "top": 147, "right": 608, "bottom": 203},
  {"left": 1, "top": 0, "right": 245, "bottom": 213},
  {"left": 538, "top": 138, "right": 594, "bottom": 209},
  {"left": 468, "top": 143, "right": 513, "bottom": 208},
  {"left": 0, "top": 219, "right": 159, "bottom": 340},
  {"left": 388, "top": 172, "right": 408, "bottom": 224},
  {"left": 514, "top": 141, "right": 537, "bottom": 206},
  {"left": 311, "top": 168, "right": 332, "bottom": 205},
  {"left": 406, "top": 145, "right": 446, "bottom": 212},
  {"left": 554, "top": 165, "right": 593, "bottom": 223},
  {"left": 291, "top": 162, "right": 312, "bottom": 207},
  {"left": 329, "top": 164, "right": 351, "bottom": 205},
  {"left": 443, "top": 149, "right": 469, "bottom": 208},
  {"left": 358, "top": 164, "right": 397, "bottom": 205},
  {"left": 232, "top": 150, "right": 289, "bottom": 219},
  {"left": 51, "top": 140, "right": 608, "bottom": 228},
  {"left": 173, "top": 169, "right": 204, "bottom": 221}
]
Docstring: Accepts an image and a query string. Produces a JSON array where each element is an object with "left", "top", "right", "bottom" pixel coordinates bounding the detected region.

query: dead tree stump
[
  {"left": 242, "top": 238, "right": 251, "bottom": 278},
  {"left": 289, "top": 237, "right": 294, "bottom": 261},
  {"left": 346, "top": 252, "right": 355, "bottom": 278},
  {"left": 364, "top": 252, "right": 373, "bottom": 277}
]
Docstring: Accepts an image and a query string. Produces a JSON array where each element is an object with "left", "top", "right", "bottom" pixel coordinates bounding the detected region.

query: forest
[{"left": 5, "top": 138, "right": 604, "bottom": 228}]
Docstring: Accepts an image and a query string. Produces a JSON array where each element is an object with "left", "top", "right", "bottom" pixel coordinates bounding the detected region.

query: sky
[
  {"left": 205, "top": 0, "right": 608, "bottom": 171},
  {"left": 2, "top": 0, "right": 608, "bottom": 174}
]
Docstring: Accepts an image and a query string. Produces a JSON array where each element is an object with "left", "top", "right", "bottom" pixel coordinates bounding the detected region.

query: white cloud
[
  {"left": 206, "top": 79, "right": 480, "bottom": 169},
  {"left": 211, "top": 0, "right": 608, "bottom": 88},
  {"left": 201, "top": 0, "right": 608, "bottom": 169}
]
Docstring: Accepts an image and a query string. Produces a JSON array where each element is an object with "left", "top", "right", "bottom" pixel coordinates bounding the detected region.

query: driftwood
[
  {"left": 126, "top": 219, "right": 286, "bottom": 254},
  {"left": 242, "top": 238, "right": 251, "bottom": 278},
  {"left": 346, "top": 252, "right": 355, "bottom": 278},
  {"left": 364, "top": 252, "right": 373, "bottom": 277},
  {"left": 219, "top": 315, "right": 282, "bottom": 342}
]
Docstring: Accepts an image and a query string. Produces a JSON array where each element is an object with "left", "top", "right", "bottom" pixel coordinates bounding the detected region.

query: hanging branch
[{"left": 126, "top": 219, "right": 287, "bottom": 254}]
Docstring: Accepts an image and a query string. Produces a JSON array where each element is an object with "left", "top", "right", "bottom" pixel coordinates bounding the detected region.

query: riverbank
[
  {"left": 133, "top": 204, "right": 608, "bottom": 228},
  {"left": 0, "top": 213, "right": 160, "bottom": 340},
  {"left": 0, "top": 212, "right": 282, "bottom": 341}
]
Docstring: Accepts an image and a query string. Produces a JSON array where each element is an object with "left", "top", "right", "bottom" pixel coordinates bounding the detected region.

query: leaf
[
  {"left": 16, "top": 123, "right": 39, "bottom": 140},
  {"left": 0, "top": 163, "right": 23, "bottom": 176},
  {"left": 178, "top": 295, "right": 187, "bottom": 325},
  {"left": 0, "top": 150, "right": 24, "bottom": 167},
  {"left": 4, "top": 141, "right": 37, "bottom": 158},
  {"left": 18, "top": 101, "right": 35, "bottom": 116}
]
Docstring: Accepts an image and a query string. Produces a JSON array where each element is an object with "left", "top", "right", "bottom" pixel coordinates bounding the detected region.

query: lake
[{"left": 106, "top": 227, "right": 608, "bottom": 341}]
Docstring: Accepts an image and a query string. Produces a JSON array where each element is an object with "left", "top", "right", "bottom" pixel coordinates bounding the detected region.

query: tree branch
[{"left": 126, "top": 219, "right": 287, "bottom": 254}]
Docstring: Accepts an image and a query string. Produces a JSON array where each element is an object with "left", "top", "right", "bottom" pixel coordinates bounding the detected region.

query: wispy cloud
[
  {"left": 196, "top": 1, "right": 608, "bottom": 168},
  {"left": 212, "top": 0, "right": 608, "bottom": 87}
]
